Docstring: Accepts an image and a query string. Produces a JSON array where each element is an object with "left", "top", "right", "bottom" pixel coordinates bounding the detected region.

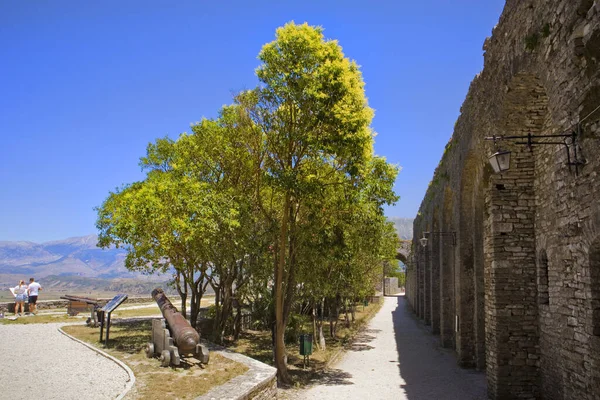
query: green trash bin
[
  {"left": 299, "top": 334, "right": 313, "bottom": 356},
  {"left": 363, "top": 299, "right": 369, "bottom": 307}
]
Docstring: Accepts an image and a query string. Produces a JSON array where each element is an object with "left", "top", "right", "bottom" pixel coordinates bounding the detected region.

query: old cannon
[
  {"left": 145, "top": 288, "right": 210, "bottom": 367},
  {"left": 60, "top": 294, "right": 102, "bottom": 327}
]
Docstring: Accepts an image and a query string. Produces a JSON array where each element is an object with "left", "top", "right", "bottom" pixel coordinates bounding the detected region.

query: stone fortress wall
[{"left": 406, "top": 1, "right": 600, "bottom": 399}]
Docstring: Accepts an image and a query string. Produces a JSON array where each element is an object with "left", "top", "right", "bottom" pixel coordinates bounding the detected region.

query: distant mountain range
[
  {"left": 388, "top": 217, "right": 413, "bottom": 240},
  {"left": 0, "top": 234, "right": 136, "bottom": 279},
  {"left": 0, "top": 221, "right": 412, "bottom": 289}
]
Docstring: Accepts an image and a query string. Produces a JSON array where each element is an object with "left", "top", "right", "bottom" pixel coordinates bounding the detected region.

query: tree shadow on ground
[
  {"left": 391, "top": 295, "right": 487, "bottom": 400},
  {"left": 347, "top": 328, "right": 380, "bottom": 352},
  {"left": 100, "top": 320, "right": 152, "bottom": 353}
]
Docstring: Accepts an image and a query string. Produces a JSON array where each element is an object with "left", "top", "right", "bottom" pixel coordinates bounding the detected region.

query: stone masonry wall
[{"left": 406, "top": 1, "right": 600, "bottom": 399}]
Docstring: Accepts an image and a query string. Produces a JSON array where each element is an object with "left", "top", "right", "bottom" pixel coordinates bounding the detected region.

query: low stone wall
[
  {"left": 368, "top": 295, "right": 382, "bottom": 304},
  {"left": 0, "top": 296, "right": 154, "bottom": 313},
  {"left": 384, "top": 277, "right": 400, "bottom": 295},
  {"left": 197, "top": 342, "right": 277, "bottom": 400}
]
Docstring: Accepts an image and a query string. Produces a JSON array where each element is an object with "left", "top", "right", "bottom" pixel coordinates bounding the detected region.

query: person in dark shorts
[{"left": 27, "top": 277, "right": 42, "bottom": 315}]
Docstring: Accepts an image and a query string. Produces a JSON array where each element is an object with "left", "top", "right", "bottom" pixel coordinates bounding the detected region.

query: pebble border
[{"left": 57, "top": 324, "right": 136, "bottom": 400}]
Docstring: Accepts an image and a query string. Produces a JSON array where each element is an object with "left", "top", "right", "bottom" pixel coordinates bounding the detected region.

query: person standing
[
  {"left": 13, "top": 280, "right": 28, "bottom": 316},
  {"left": 27, "top": 277, "right": 42, "bottom": 315}
]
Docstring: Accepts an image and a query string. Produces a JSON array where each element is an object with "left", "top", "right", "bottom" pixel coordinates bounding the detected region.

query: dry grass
[
  {"left": 0, "top": 313, "right": 81, "bottom": 325},
  {"left": 111, "top": 298, "right": 214, "bottom": 319},
  {"left": 110, "top": 304, "right": 162, "bottom": 318},
  {"left": 63, "top": 321, "right": 248, "bottom": 399},
  {"left": 226, "top": 300, "right": 384, "bottom": 387}
]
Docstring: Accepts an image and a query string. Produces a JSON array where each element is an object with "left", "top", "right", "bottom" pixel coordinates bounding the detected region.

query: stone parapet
[
  {"left": 196, "top": 342, "right": 277, "bottom": 400},
  {"left": 0, "top": 296, "right": 155, "bottom": 313}
]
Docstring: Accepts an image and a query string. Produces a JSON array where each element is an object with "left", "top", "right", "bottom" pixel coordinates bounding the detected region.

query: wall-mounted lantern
[
  {"left": 484, "top": 130, "right": 584, "bottom": 174},
  {"left": 488, "top": 150, "right": 511, "bottom": 174},
  {"left": 419, "top": 231, "right": 456, "bottom": 247}
]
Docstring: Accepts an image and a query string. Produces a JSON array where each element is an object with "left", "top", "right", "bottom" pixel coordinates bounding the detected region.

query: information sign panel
[{"left": 101, "top": 294, "right": 128, "bottom": 313}]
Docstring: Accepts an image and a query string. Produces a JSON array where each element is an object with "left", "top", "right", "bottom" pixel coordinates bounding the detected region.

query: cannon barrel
[{"left": 151, "top": 288, "right": 199, "bottom": 354}]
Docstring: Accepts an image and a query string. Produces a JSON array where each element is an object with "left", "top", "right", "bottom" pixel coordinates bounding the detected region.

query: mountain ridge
[
  {"left": 388, "top": 216, "right": 413, "bottom": 240},
  {"left": 0, "top": 234, "right": 134, "bottom": 279}
]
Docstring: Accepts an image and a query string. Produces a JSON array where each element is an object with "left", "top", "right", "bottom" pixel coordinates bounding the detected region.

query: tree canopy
[{"left": 96, "top": 21, "right": 400, "bottom": 384}]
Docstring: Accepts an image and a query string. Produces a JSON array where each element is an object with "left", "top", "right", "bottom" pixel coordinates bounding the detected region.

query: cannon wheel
[
  {"left": 160, "top": 350, "right": 171, "bottom": 367},
  {"left": 145, "top": 343, "right": 154, "bottom": 358}
]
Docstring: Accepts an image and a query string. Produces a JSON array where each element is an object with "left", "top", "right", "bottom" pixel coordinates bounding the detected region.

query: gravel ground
[
  {"left": 296, "top": 295, "right": 487, "bottom": 400},
  {"left": 0, "top": 323, "right": 129, "bottom": 400}
]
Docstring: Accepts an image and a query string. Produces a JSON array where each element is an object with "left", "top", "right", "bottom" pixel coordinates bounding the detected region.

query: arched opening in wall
[
  {"left": 457, "top": 152, "right": 478, "bottom": 368},
  {"left": 414, "top": 228, "right": 425, "bottom": 319},
  {"left": 430, "top": 208, "right": 441, "bottom": 335},
  {"left": 440, "top": 186, "right": 455, "bottom": 349},
  {"left": 538, "top": 249, "right": 549, "bottom": 305},
  {"left": 472, "top": 163, "right": 492, "bottom": 370},
  {"left": 396, "top": 253, "right": 408, "bottom": 265},
  {"left": 423, "top": 220, "right": 432, "bottom": 326},
  {"left": 590, "top": 238, "right": 600, "bottom": 336},
  {"left": 588, "top": 236, "right": 600, "bottom": 395}
]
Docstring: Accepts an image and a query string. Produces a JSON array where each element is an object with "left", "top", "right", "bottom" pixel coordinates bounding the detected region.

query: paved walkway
[
  {"left": 298, "top": 295, "right": 487, "bottom": 400},
  {"left": 0, "top": 323, "right": 129, "bottom": 400}
]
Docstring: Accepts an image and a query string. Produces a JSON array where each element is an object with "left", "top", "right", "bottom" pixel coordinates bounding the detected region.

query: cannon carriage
[{"left": 145, "top": 288, "right": 209, "bottom": 367}]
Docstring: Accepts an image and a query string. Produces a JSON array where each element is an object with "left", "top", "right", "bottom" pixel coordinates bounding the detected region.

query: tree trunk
[
  {"left": 312, "top": 300, "right": 318, "bottom": 349},
  {"left": 329, "top": 299, "right": 335, "bottom": 338},
  {"left": 190, "top": 288, "right": 197, "bottom": 327},
  {"left": 344, "top": 299, "right": 351, "bottom": 328},
  {"left": 217, "top": 282, "right": 233, "bottom": 344},
  {"left": 317, "top": 298, "right": 326, "bottom": 350},
  {"left": 187, "top": 273, "right": 205, "bottom": 330},
  {"left": 234, "top": 299, "right": 242, "bottom": 341},
  {"left": 329, "top": 296, "right": 339, "bottom": 338},
  {"left": 274, "top": 193, "right": 291, "bottom": 384},
  {"left": 175, "top": 271, "right": 187, "bottom": 318}
]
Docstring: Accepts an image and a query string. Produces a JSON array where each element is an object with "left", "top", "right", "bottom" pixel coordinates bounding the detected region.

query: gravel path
[
  {"left": 297, "top": 295, "right": 487, "bottom": 400},
  {"left": 0, "top": 323, "right": 130, "bottom": 400}
]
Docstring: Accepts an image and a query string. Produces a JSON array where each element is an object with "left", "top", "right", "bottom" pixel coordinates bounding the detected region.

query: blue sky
[{"left": 0, "top": 0, "right": 505, "bottom": 243}]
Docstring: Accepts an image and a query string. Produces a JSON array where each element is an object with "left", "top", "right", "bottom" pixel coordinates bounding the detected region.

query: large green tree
[
  {"left": 96, "top": 22, "right": 399, "bottom": 385},
  {"left": 237, "top": 22, "right": 386, "bottom": 382}
]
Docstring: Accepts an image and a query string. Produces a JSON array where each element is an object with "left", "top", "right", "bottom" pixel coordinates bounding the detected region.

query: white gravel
[
  {"left": 297, "top": 295, "right": 487, "bottom": 400},
  {"left": 0, "top": 323, "right": 130, "bottom": 400}
]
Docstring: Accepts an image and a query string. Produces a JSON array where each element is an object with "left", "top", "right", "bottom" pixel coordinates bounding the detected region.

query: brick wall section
[
  {"left": 406, "top": 1, "right": 600, "bottom": 399},
  {"left": 486, "top": 152, "right": 539, "bottom": 400}
]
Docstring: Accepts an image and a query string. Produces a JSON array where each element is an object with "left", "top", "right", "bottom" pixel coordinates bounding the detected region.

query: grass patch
[
  {"left": 226, "top": 299, "right": 384, "bottom": 387},
  {"left": 110, "top": 298, "right": 214, "bottom": 319},
  {"left": 111, "top": 304, "right": 162, "bottom": 318},
  {"left": 63, "top": 321, "right": 247, "bottom": 399}
]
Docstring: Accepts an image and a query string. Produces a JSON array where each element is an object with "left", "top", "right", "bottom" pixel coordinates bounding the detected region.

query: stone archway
[
  {"left": 440, "top": 186, "right": 456, "bottom": 348},
  {"left": 430, "top": 208, "right": 441, "bottom": 334},
  {"left": 457, "top": 151, "right": 486, "bottom": 368},
  {"left": 589, "top": 236, "right": 600, "bottom": 395},
  {"left": 397, "top": 240, "right": 411, "bottom": 265}
]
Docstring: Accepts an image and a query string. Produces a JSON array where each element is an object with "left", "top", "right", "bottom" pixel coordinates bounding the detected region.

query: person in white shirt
[
  {"left": 27, "top": 277, "right": 42, "bottom": 315},
  {"left": 13, "top": 280, "right": 28, "bottom": 316}
]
